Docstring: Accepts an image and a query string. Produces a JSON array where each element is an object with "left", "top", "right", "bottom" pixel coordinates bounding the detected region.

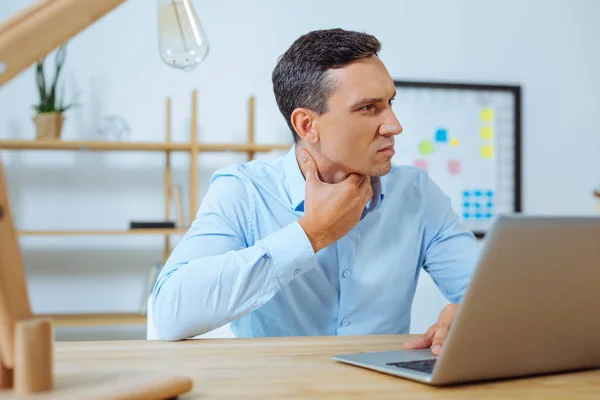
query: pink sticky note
[
  {"left": 414, "top": 159, "right": 428, "bottom": 171},
  {"left": 448, "top": 160, "right": 461, "bottom": 175}
]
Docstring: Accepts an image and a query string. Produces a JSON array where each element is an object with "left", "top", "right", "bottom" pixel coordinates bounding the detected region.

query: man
[{"left": 151, "top": 28, "right": 479, "bottom": 355}]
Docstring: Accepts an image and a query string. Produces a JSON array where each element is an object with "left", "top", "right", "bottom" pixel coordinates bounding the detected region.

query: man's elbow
[
  {"left": 152, "top": 317, "right": 188, "bottom": 342},
  {"left": 151, "top": 293, "right": 212, "bottom": 341}
]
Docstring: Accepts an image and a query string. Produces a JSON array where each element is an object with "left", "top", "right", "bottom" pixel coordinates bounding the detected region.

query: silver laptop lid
[{"left": 432, "top": 216, "right": 600, "bottom": 385}]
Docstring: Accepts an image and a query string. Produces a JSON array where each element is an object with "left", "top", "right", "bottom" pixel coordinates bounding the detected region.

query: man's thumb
[{"left": 300, "top": 150, "right": 318, "bottom": 182}]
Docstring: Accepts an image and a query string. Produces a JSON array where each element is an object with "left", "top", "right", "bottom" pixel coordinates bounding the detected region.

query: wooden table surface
[{"left": 1, "top": 334, "right": 599, "bottom": 399}]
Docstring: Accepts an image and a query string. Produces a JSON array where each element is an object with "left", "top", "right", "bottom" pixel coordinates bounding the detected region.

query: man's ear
[{"left": 290, "top": 108, "right": 320, "bottom": 144}]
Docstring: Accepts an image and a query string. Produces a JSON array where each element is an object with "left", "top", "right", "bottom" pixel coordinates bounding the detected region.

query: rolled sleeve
[{"left": 258, "top": 221, "right": 317, "bottom": 286}]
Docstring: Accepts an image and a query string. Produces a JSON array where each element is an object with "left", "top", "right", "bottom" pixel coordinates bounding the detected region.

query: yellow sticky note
[
  {"left": 481, "top": 108, "right": 494, "bottom": 121},
  {"left": 450, "top": 138, "right": 460, "bottom": 147},
  {"left": 480, "top": 127, "right": 494, "bottom": 140},
  {"left": 481, "top": 145, "right": 494, "bottom": 159}
]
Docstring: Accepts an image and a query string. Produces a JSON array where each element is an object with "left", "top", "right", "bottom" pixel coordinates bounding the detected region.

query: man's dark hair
[{"left": 272, "top": 28, "right": 382, "bottom": 142}]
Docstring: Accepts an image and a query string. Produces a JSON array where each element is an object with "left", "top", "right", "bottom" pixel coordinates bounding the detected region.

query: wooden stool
[{"left": 14, "top": 318, "right": 53, "bottom": 394}]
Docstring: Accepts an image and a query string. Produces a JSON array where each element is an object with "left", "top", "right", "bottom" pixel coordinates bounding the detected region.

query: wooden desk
[{"left": 1, "top": 334, "right": 599, "bottom": 399}]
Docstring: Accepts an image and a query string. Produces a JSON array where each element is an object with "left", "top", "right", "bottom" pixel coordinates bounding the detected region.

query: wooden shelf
[
  {"left": 18, "top": 228, "right": 188, "bottom": 236},
  {"left": 0, "top": 92, "right": 289, "bottom": 329},
  {"left": 39, "top": 312, "right": 146, "bottom": 327},
  {"left": 197, "top": 143, "right": 291, "bottom": 152},
  {"left": 0, "top": 139, "right": 291, "bottom": 153},
  {"left": 0, "top": 139, "right": 191, "bottom": 152}
]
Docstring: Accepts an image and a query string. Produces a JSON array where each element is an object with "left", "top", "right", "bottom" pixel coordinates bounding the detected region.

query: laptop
[{"left": 333, "top": 215, "right": 600, "bottom": 385}]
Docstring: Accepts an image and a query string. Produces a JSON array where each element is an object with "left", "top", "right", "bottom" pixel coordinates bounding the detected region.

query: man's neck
[{"left": 295, "top": 145, "right": 350, "bottom": 184}]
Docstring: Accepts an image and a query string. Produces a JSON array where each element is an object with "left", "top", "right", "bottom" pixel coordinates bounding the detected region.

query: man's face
[{"left": 313, "top": 56, "right": 402, "bottom": 177}]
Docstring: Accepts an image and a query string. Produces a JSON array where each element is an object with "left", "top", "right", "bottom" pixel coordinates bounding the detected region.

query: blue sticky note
[
  {"left": 475, "top": 213, "right": 482, "bottom": 219},
  {"left": 463, "top": 213, "right": 470, "bottom": 219},
  {"left": 487, "top": 202, "right": 493, "bottom": 208},
  {"left": 463, "top": 202, "right": 470, "bottom": 208},
  {"left": 475, "top": 190, "right": 482, "bottom": 197},
  {"left": 487, "top": 190, "right": 493, "bottom": 197},
  {"left": 435, "top": 128, "right": 448, "bottom": 143},
  {"left": 463, "top": 191, "right": 470, "bottom": 197},
  {"left": 486, "top": 213, "right": 493, "bottom": 219}
]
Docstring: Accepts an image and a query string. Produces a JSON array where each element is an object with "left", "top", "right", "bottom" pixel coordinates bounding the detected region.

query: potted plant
[{"left": 32, "top": 43, "right": 77, "bottom": 140}]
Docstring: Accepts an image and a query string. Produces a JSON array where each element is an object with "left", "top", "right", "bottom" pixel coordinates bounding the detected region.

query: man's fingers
[
  {"left": 403, "top": 325, "right": 435, "bottom": 350},
  {"left": 361, "top": 185, "right": 373, "bottom": 206},
  {"left": 298, "top": 150, "right": 321, "bottom": 183},
  {"left": 431, "top": 325, "right": 450, "bottom": 355},
  {"left": 402, "top": 335, "right": 432, "bottom": 350},
  {"left": 352, "top": 174, "right": 371, "bottom": 205},
  {"left": 361, "top": 177, "right": 373, "bottom": 201},
  {"left": 357, "top": 175, "right": 372, "bottom": 190},
  {"left": 345, "top": 173, "right": 365, "bottom": 186}
]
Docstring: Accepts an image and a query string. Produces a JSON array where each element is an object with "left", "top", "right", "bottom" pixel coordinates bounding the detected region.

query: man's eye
[{"left": 361, "top": 104, "right": 375, "bottom": 112}]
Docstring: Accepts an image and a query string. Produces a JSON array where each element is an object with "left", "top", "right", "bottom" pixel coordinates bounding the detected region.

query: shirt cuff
[{"left": 258, "top": 221, "right": 317, "bottom": 286}]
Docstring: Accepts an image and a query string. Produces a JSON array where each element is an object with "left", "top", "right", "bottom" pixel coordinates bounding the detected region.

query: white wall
[{"left": 1, "top": 0, "right": 598, "bottom": 340}]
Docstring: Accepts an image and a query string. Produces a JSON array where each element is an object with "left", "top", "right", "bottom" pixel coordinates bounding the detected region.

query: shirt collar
[{"left": 282, "top": 144, "right": 385, "bottom": 213}]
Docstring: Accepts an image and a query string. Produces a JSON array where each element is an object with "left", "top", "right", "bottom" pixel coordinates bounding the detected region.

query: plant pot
[{"left": 33, "top": 112, "right": 64, "bottom": 140}]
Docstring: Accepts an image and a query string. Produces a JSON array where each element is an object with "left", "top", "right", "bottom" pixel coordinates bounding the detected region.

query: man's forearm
[{"left": 151, "top": 221, "right": 316, "bottom": 340}]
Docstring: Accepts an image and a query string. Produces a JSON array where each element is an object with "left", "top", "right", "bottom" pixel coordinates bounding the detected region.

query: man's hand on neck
[
  {"left": 296, "top": 145, "right": 356, "bottom": 185},
  {"left": 296, "top": 149, "right": 373, "bottom": 253}
]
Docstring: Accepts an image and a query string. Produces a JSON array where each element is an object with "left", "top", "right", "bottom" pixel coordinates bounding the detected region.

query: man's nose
[{"left": 379, "top": 110, "right": 403, "bottom": 137}]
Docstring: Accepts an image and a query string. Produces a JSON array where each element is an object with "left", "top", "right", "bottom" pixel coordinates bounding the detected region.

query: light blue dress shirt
[{"left": 151, "top": 146, "right": 479, "bottom": 341}]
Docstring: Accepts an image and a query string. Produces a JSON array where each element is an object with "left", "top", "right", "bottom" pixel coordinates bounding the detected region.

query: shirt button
[
  {"left": 294, "top": 269, "right": 302, "bottom": 277},
  {"left": 342, "top": 270, "right": 351, "bottom": 278},
  {"left": 341, "top": 319, "right": 349, "bottom": 326}
]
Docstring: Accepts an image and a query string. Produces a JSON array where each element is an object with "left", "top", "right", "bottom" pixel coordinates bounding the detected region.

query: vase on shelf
[{"left": 33, "top": 112, "right": 64, "bottom": 140}]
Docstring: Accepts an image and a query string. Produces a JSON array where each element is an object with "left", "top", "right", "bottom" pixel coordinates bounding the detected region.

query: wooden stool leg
[
  {"left": 14, "top": 317, "right": 53, "bottom": 394},
  {"left": 0, "top": 358, "right": 13, "bottom": 389}
]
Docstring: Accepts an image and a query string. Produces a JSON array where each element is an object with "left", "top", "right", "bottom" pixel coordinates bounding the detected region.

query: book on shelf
[
  {"left": 129, "top": 183, "right": 186, "bottom": 231},
  {"left": 130, "top": 221, "right": 176, "bottom": 229}
]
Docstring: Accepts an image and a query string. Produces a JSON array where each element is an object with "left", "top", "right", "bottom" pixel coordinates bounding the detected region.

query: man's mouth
[{"left": 377, "top": 145, "right": 395, "bottom": 156}]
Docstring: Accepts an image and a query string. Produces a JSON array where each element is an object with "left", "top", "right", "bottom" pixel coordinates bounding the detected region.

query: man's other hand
[
  {"left": 297, "top": 149, "right": 372, "bottom": 253},
  {"left": 402, "top": 303, "right": 459, "bottom": 356}
]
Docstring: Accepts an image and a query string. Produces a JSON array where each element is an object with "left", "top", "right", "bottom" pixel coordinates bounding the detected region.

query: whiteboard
[{"left": 391, "top": 81, "right": 522, "bottom": 236}]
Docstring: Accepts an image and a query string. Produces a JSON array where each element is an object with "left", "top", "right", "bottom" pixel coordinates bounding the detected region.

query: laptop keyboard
[{"left": 386, "top": 358, "right": 437, "bottom": 374}]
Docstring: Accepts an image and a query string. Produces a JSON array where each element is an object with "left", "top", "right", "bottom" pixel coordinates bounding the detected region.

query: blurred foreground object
[
  {"left": 0, "top": 0, "right": 127, "bottom": 87},
  {"left": 0, "top": 153, "right": 194, "bottom": 397}
]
